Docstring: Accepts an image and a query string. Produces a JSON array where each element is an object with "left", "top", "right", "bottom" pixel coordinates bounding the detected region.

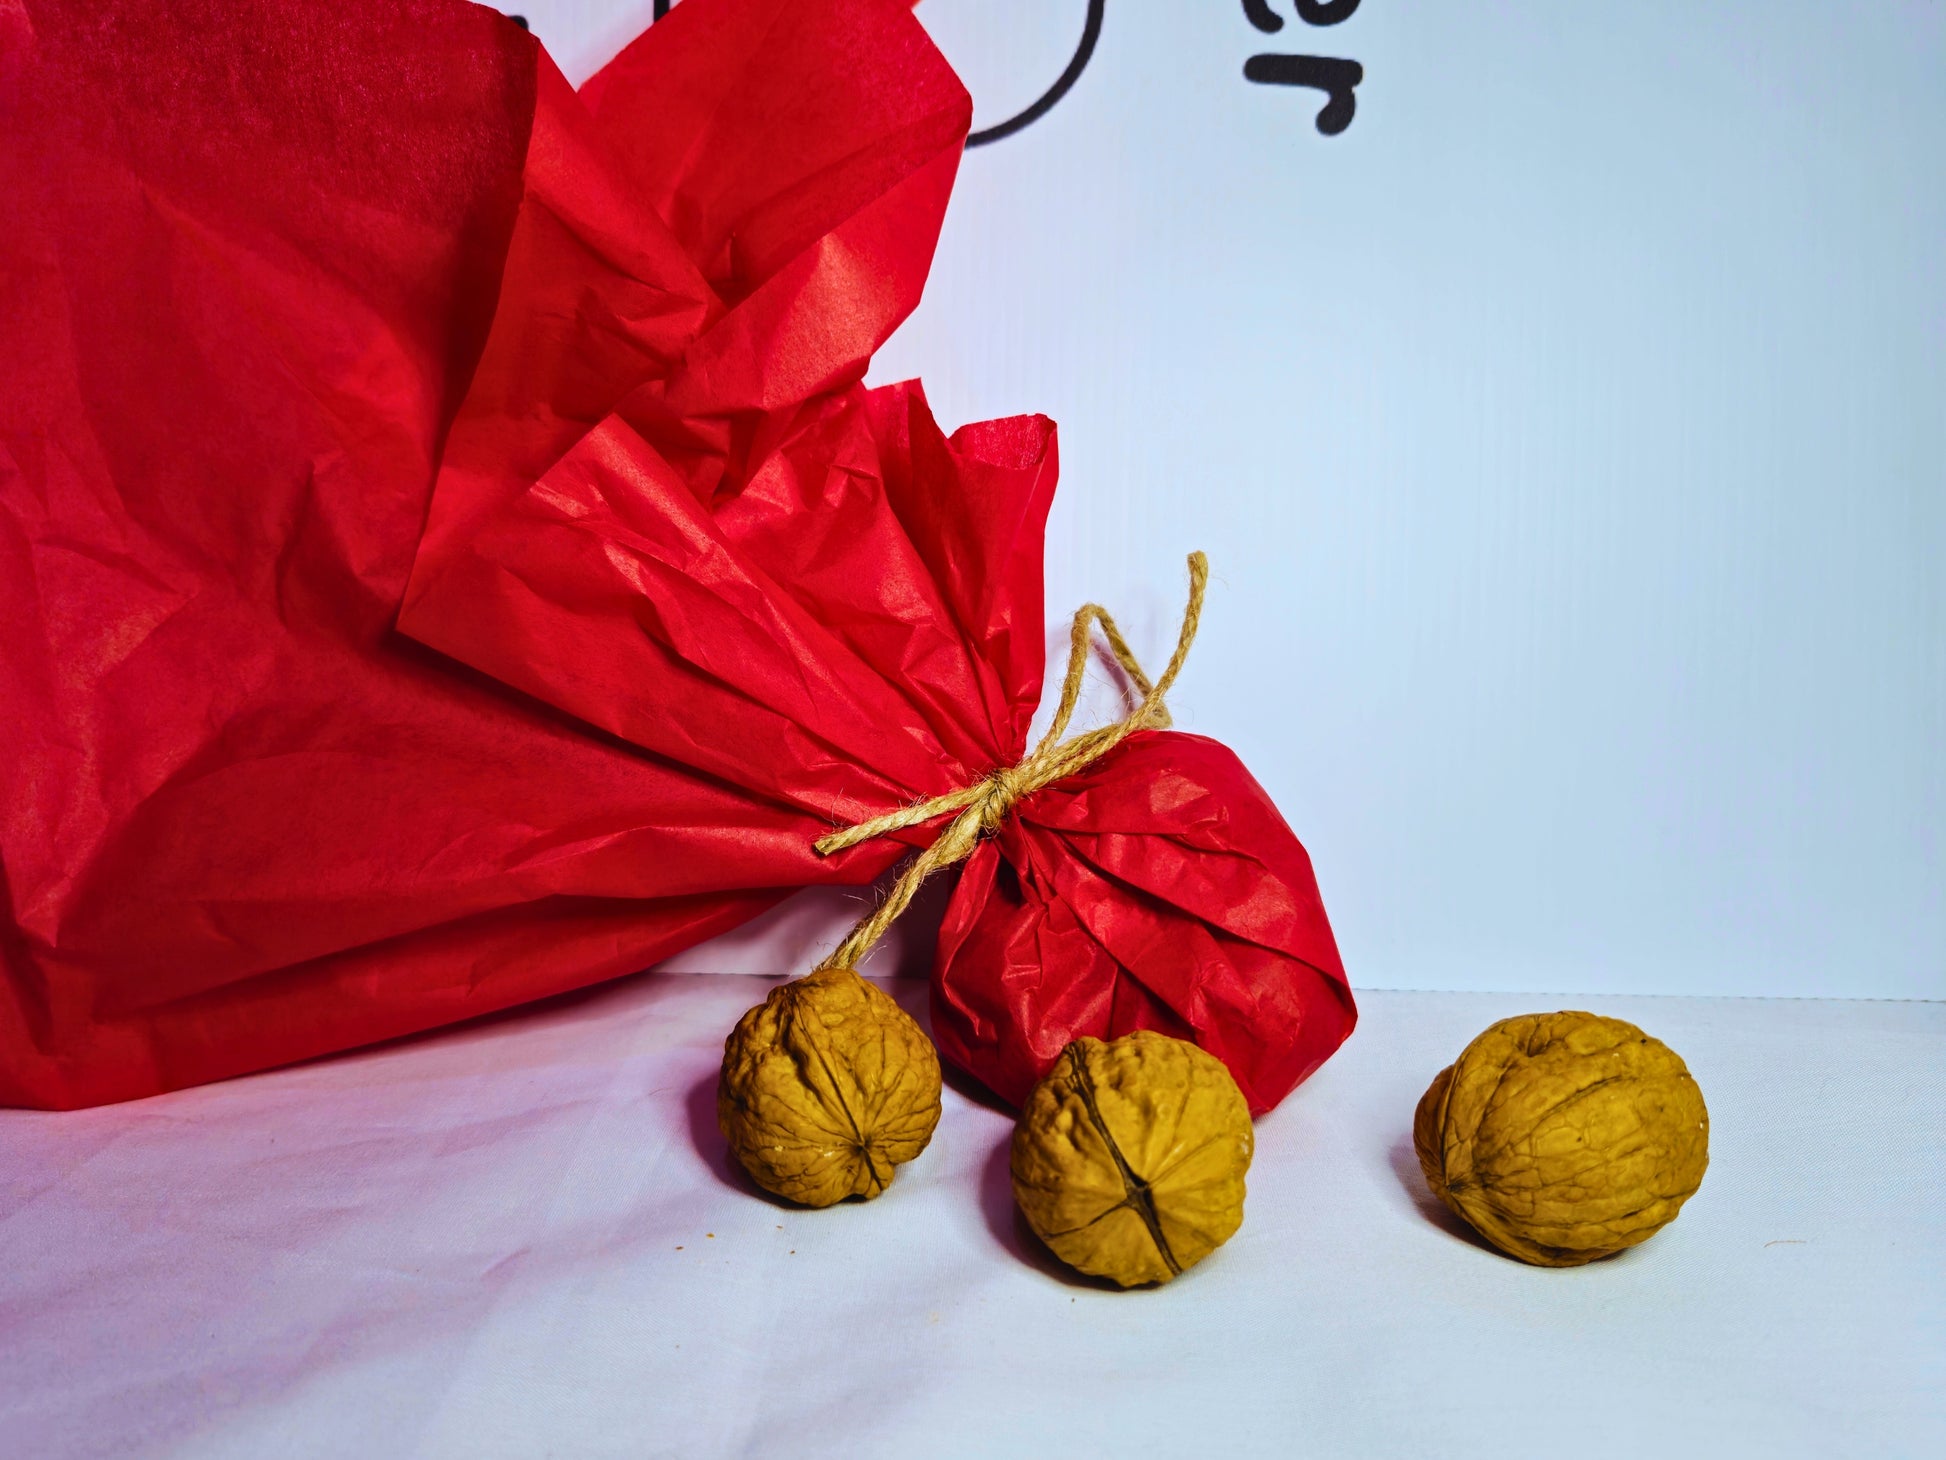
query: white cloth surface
[{"left": 3, "top": 977, "right": 1940, "bottom": 1460}]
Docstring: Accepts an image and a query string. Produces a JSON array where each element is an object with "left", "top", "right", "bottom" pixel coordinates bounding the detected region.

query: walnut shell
[
  {"left": 1414, "top": 1010, "right": 1709, "bottom": 1266},
  {"left": 1011, "top": 1031, "right": 1253, "bottom": 1287},
  {"left": 717, "top": 967, "right": 942, "bottom": 1207}
]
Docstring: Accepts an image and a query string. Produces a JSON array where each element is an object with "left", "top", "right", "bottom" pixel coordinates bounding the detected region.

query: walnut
[
  {"left": 1011, "top": 1031, "right": 1253, "bottom": 1287},
  {"left": 1414, "top": 1011, "right": 1710, "bottom": 1266},
  {"left": 717, "top": 967, "right": 942, "bottom": 1207}
]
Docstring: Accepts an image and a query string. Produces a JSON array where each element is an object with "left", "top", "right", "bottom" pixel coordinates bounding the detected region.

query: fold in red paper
[{"left": 1, "top": 0, "right": 1353, "bottom": 1115}]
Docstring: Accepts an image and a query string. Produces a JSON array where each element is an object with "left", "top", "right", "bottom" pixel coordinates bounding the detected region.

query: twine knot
[
  {"left": 975, "top": 765, "right": 1032, "bottom": 834},
  {"left": 810, "top": 552, "right": 1208, "bottom": 974}
]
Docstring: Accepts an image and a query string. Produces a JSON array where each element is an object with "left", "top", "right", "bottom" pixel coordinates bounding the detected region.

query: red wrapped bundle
[
  {"left": 1, "top": 0, "right": 1352, "bottom": 1115},
  {"left": 936, "top": 729, "right": 1353, "bottom": 1116},
  {"left": 804, "top": 559, "right": 1355, "bottom": 1116}
]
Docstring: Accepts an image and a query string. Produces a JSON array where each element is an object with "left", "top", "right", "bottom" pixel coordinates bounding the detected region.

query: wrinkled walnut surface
[
  {"left": 1012, "top": 1031, "right": 1253, "bottom": 1287},
  {"left": 1414, "top": 1010, "right": 1709, "bottom": 1266},
  {"left": 718, "top": 967, "right": 942, "bottom": 1208}
]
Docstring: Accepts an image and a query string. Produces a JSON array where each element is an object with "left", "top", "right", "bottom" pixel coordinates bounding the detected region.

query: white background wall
[{"left": 512, "top": 1, "right": 1943, "bottom": 999}]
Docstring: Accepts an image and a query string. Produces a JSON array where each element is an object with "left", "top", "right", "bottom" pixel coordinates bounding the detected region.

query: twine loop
[{"left": 811, "top": 552, "right": 1208, "bottom": 974}]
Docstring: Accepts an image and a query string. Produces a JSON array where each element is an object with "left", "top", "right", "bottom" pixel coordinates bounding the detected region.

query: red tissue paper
[{"left": 0, "top": 0, "right": 1352, "bottom": 1114}]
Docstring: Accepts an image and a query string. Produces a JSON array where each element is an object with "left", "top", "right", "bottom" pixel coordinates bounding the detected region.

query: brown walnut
[
  {"left": 717, "top": 967, "right": 942, "bottom": 1208},
  {"left": 1414, "top": 1010, "right": 1710, "bottom": 1266},
  {"left": 1011, "top": 1030, "right": 1253, "bottom": 1287}
]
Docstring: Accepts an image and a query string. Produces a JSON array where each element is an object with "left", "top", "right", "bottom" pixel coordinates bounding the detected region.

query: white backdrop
[{"left": 510, "top": 0, "right": 1944, "bottom": 999}]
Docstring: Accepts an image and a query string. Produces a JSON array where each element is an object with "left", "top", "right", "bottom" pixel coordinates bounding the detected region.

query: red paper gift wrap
[
  {"left": 1, "top": 0, "right": 1353, "bottom": 1113},
  {"left": 1, "top": 0, "right": 1043, "bottom": 1107}
]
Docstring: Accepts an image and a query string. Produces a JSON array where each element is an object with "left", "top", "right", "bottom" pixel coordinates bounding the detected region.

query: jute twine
[{"left": 810, "top": 552, "right": 1208, "bottom": 974}]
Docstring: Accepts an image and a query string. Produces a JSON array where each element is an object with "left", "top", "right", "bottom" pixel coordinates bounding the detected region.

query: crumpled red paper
[
  {"left": 1, "top": 0, "right": 1353, "bottom": 1115},
  {"left": 0, "top": 0, "right": 1048, "bottom": 1108}
]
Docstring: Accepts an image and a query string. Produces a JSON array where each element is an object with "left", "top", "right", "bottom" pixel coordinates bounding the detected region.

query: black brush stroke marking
[
  {"left": 1243, "top": 52, "right": 1363, "bottom": 135},
  {"left": 967, "top": 0, "right": 1106, "bottom": 147}
]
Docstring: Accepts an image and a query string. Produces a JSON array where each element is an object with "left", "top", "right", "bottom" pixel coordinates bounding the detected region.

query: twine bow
[{"left": 811, "top": 552, "right": 1209, "bottom": 974}]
